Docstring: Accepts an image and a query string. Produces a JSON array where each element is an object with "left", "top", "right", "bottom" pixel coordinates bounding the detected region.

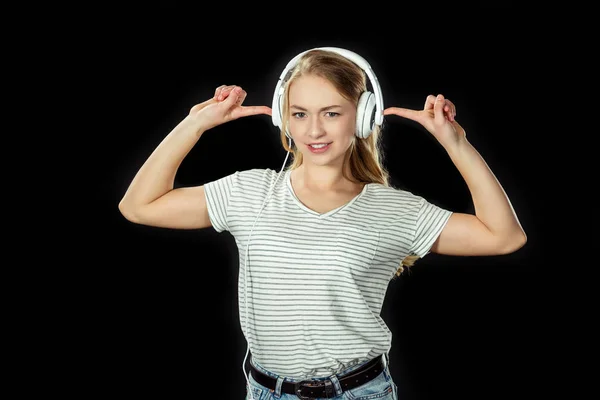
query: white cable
[{"left": 242, "top": 138, "right": 292, "bottom": 399}]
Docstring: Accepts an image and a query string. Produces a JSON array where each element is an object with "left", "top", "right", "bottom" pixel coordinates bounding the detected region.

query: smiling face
[{"left": 287, "top": 74, "right": 356, "bottom": 168}]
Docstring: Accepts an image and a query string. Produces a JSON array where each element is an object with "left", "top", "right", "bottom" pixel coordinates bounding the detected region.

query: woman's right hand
[{"left": 189, "top": 85, "right": 272, "bottom": 131}]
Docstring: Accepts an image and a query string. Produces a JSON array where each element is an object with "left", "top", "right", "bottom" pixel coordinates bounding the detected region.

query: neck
[{"left": 294, "top": 162, "right": 354, "bottom": 192}]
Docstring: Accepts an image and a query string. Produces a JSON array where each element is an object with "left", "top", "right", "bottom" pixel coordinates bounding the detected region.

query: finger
[
  {"left": 424, "top": 95, "right": 436, "bottom": 111},
  {"left": 223, "top": 86, "right": 242, "bottom": 107},
  {"left": 222, "top": 86, "right": 246, "bottom": 104},
  {"left": 236, "top": 105, "right": 272, "bottom": 118},
  {"left": 433, "top": 94, "right": 446, "bottom": 124},
  {"left": 218, "top": 85, "right": 237, "bottom": 101},
  {"left": 443, "top": 104, "right": 451, "bottom": 121},
  {"left": 442, "top": 100, "right": 455, "bottom": 121},
  {"left": 214, "top": 85, "right": 227, "bottom": 100},
  {"left": 236, "top": 89, "right": 247, "bottom": 105},
  {"left": 445, "top": 99, "right": 456, "bottom": 121},
  {"left": 384, "top": 107, "right": 421, "bottom": 122}
]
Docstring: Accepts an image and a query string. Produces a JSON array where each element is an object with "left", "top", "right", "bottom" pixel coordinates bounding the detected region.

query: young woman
[{"left": 119, "top": 48, "right": 526, "bottom": 400}]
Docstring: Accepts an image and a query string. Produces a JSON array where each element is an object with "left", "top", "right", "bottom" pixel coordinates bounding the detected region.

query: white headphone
[{"left": 271, "top": 47, "right": 384, "bottom": 140}]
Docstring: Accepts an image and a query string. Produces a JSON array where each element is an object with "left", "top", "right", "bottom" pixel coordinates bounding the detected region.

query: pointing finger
[
  {"left": 236, "top": 105, "right": 272, "bottom": 118},
  {"left": 384, "top": 107, "right": 421, "bottom": 123}
]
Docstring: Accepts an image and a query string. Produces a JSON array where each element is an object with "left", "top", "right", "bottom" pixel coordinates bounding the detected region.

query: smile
[{"left": 307, "top": 143, "right": 332, "bottom": 153}]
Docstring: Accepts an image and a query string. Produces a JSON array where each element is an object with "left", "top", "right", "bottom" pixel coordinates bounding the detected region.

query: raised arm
[
  {"left": 385, "top": 94, "right": 527, "bottom": 256},
  {"left": 118, "top": 85, "right": 271, "bottom": 229}
]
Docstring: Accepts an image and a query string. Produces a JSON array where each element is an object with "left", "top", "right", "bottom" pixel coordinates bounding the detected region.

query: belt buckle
[
  {"left": 294, "top": 380, "right": 314, "bottom": 400},
  {"left": 294, "top": 379, "right": 332, "bottom": 400}
]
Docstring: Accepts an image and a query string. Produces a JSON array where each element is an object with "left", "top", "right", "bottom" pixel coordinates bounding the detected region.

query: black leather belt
[{"left": 246, "top": 355, "right": 384, "bottom": 400}]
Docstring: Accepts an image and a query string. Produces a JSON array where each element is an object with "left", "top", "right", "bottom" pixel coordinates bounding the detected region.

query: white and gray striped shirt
[{"left": 204, "top": 168, "right": 452, "bottom": 379}]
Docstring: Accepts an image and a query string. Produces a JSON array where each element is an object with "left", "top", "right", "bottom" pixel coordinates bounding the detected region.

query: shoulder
[
  {"left": 358, "top": 183, "right": 438, "bottom": 228},
  {"left": 205, "top": 168, "right": 278, "bottom": 192},
  {"left": 233, "top": 168, "right": 280, "bottom": 187},
  {"left": 364, "top": 182, "right": 425, "bottom": 209},
  {"left": 359, "top": 183, "right": 451, "bottom": 236},
  {"left": 223, "top": 168, "right": 284, "bottom": 199},
  {"left": 236, "top": 168, "right": 278, "bottom": 180}
]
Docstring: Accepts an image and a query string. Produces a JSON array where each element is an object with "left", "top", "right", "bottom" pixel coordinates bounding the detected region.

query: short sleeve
[
  {"left": 410, "top": 198, "right": 453, "bottom": 258},
  {"left": 203, "top": 171, "right": 239, "bottom": 233}
]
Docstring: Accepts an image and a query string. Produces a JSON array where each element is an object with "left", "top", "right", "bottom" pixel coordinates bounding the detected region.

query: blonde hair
[{"left": 278, "top": 49, "right": 418, "bottom": 277}]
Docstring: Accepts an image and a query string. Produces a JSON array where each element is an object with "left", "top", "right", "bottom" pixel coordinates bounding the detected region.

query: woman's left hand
[{"left": 384, "top": 94, "right": 466, "bottom": 147}]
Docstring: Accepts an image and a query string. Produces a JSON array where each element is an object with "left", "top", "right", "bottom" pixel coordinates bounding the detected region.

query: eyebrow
[{"left": 290, "top": 105, "right": 343, "bottom": 111}]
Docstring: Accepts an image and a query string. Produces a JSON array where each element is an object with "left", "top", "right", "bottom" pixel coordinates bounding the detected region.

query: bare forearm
[
  {"left": 445, "top": 138, "right": 525, "bottom": 240},
  {"left": 119, "top": 115, "right": 208, "bottom": 209}
]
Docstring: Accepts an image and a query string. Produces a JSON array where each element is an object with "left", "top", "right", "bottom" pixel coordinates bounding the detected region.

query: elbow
[
  {"left": 498, "top": 230, "right": 527, "bottom": 254},
  {"left": 118, "top": 199, "right": 141, "bottom": 224}
]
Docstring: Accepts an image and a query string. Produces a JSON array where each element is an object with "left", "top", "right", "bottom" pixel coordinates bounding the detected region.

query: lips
[{"left": 307, "top": 142, "right": 332, "bottom": 153}]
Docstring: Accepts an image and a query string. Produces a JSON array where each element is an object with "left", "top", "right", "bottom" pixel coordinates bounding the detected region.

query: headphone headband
[{"left": 271, "top": 47, "right": 384, "bottom": 131}]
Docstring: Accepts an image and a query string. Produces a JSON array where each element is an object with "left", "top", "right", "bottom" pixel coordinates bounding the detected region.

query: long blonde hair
[{"left": 278, "top": 49, "right": 418, "bottom": 277}]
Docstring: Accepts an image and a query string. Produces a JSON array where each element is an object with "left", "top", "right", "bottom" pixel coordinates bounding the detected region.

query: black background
[{"left": 92, "top": 5, "right": 567, "bottom": 399}]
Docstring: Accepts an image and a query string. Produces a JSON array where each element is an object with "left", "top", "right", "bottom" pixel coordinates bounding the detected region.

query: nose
[{"left": 307, "top": 116, "right": 326, "bottom": 139}]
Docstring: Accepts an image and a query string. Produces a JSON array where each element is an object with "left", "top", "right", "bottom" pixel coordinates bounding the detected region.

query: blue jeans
[{"left": 245, "top": 354, "right": 398, "bottom": 400}]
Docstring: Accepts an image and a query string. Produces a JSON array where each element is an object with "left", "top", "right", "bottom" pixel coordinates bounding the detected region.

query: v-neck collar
[{"left": 285, "top": 169, "right": 368, "bottom": 219}]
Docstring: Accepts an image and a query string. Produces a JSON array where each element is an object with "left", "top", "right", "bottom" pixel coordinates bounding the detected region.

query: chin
[{"left": 305, "top": 153, "right": 345, "bottom": 167}]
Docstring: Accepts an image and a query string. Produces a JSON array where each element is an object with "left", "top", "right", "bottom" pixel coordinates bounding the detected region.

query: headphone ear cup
[
  {"left": 356, "top": 91, "right": 376, "bottom": 139},
  {"left": 280, "top": 95, "right": 293, "bottom": 140},
  {"left": 277, "top": 93, "right": 284, "bottom": 128},
  {"left": 275, "top": 92, "right": 292, "bottom": 139}
]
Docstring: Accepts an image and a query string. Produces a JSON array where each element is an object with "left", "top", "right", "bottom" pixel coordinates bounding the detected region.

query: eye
[
  {"left": 325, "top": 112, "right": 340, "bottom": 117},
  {"left": 291, "top": 112, "right": 306, "bottom": 119}
]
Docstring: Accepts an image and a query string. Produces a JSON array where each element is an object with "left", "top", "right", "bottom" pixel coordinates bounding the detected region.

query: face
[{"left": 287, "top": 74, "right": 356, "bottom": 167}]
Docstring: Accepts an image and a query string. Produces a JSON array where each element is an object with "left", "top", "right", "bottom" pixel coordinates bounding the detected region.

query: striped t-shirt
[{"left": 203, "top": 168, "right": 452, "bottom": 379}]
